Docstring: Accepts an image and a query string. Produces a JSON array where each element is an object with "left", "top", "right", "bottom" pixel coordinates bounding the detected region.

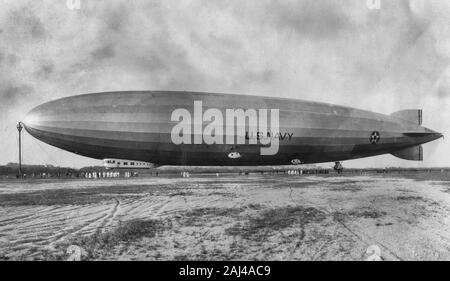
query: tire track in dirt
[
  {"left": 43, "top": 201, "right": 121, "bottom": 245},
  {"left": 48, "top": 212, "right": 110, "bottom": 244},
  {"left": 287, "top": 186, "right": 403, "bottom": 261},
  {"left": 150, "top": 198, "right": 172, "bottom": 219},
  {"left": 325, "top": 204, "right": 402, "bottom": 261},
  {"left": 65, "top": 198, "right": 122, "bottom": 237},
  {"left": 98, "top": 198, "right": 121, "bottom": 232}
]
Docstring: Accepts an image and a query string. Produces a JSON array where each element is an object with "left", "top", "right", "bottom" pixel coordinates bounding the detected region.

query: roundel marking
[{"left": 369, "top": 131, "right": 380, "bottom": 144}]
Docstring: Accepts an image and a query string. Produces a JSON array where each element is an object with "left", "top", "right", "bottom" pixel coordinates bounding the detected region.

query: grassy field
[{"left": 0, "top": 172, "right": 449, "bottom": 260}]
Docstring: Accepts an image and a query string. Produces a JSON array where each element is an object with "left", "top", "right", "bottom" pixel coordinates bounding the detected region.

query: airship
[{"left": 22, "top": 91, "right": 442, "bottom": 168}]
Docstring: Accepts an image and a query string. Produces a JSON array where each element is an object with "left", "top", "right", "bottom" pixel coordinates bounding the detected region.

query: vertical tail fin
[
  {"left": 390, "top": 109, "right": 422, "bottom": 125},
  {"left": 391, "top": 145, "right": 423, "bottom": 161}
]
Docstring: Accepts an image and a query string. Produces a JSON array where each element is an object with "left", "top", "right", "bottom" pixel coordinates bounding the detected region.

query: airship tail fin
[
  {"left": 391, "top": 145, "right": 423, "bottom": 161},
  {"left": 390, "top": 109, "right": 422, "bottom": 125}
]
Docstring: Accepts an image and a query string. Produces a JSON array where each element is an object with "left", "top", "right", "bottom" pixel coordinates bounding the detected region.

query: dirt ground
[{"left": 0, "top": 172, "right": 449, "bottom": 261}]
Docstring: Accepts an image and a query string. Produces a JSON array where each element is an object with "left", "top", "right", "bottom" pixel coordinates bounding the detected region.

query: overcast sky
[{"left": 0, "top": 0, "right": 449, "bottom": 168}]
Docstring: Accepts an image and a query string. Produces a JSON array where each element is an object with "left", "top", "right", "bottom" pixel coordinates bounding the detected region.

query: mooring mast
[{"left": 17, "top": 122, "right": 23, "bottom": 178}]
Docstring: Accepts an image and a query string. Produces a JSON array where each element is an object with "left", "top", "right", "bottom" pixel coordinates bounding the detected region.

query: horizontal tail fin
[
  {"left": 390, "top": 109, "right": 422, "bottom": 125},
  {"left": 402, "top": 132, "right": 441, "bottom": 137},
  {"left": 391, "top": 145, "right": 423, "bottom": 161}
]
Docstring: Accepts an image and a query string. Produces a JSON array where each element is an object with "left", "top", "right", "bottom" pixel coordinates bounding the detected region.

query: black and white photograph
[{"left": 0, "top": 0, "right": 450, "bottom": 267}]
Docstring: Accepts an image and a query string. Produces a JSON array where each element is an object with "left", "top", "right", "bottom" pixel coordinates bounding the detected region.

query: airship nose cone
[
  {"left": 22, "top": 105, "right": 46, "bottom": 134},
  {"left": 23, "top": 109, "right": 40, "bottom": 128}
]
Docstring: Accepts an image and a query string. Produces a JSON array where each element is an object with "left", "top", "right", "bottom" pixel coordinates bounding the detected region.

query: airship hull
[{"left": 23, "top": 91, "right": 441, "bottom": 166}]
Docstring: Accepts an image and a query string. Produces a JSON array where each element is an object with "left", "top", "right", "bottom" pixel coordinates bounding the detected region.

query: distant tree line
[{"left": 0, "top": 163, "right": 105, "bottom": 178}]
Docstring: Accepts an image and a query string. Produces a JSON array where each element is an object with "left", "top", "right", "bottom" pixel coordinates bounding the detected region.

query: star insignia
[{"left": 370, "top": 131, "right": 380, "bottom": 144}]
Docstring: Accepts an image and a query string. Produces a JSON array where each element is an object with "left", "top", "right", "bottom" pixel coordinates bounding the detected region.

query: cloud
[
  {"left": 265, "top": 0, "right": 353, "bottom": 40},
  {"left": 4, "top": 6, "right": 48, "bottom": 41},
  {"left": 91, "top": 44, "right": 115, "bottom": 61},
  {"left": 0, "top": 82, "right": 33, "bottom": 106}
]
